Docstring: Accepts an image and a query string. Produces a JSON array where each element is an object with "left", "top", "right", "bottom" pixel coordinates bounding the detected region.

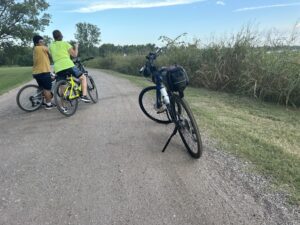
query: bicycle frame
[
  {"left": 63, "top": 76, "right": 82, "bottom": 100},
  {"left": 31, "top": 78, "right": 57, "bottom": 106}
]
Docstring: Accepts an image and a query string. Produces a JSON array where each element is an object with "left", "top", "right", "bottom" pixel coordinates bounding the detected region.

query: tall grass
[{"left": 87, "top": 26, "right": 300, "bottom": 107}]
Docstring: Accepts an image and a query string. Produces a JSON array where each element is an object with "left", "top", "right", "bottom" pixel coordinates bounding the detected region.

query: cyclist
[
  {"left": 49, "top": 30, "right": 90, "bottom": 103},
  {"left": 32, "top": 35, "right": 55, "bottom": 109}
]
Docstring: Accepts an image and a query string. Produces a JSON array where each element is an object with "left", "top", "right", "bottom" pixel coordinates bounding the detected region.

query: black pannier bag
[{"left": 163, "top": 65, "right": 189, "bottom": 92}]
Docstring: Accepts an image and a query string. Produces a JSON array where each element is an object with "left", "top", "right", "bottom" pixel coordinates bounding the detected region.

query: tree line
[{"left": 0, "top": 0, "right": 158, "bottom": 66}]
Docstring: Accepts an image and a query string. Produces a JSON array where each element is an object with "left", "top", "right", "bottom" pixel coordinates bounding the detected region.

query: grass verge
[
  {"left": 0, "top": 67, "right": 32, "bottom": 95},
  {"left": 102, "top": 69, "right": 300, "bottom": 205}
]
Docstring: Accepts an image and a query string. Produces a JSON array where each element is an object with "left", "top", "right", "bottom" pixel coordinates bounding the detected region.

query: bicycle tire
[
  {"left": 175, "top": 96, "right": 203, "bottom": 159},
  {"left": 16, "top": 84, "right": 43, "bottom": 112},
  {"left": 87, "top": 75, "right": 98, "bottom": 103},
  {"left": 139, "top": 86, "right": 172, "bottom": 124},
  {"left": 53, "top": 80, "right": 78, "bottom": 117}
]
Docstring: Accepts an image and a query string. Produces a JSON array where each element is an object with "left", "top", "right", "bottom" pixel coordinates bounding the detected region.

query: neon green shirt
[{"left": 49, "top": 41, "right": 74, "bottom": 73}]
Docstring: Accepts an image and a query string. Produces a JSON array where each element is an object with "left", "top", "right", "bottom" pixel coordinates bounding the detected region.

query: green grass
[
  {"left": 0, "top": 67, "right": 32, "bottom": 95},
  {"left": 102, "top": 69, "right": 300, "bottom": 205}
]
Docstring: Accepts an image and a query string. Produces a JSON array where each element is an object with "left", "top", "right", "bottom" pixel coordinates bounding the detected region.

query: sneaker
[
  {"left": 45, "top": 103, "right": 56, "bottom": 110},
  {"left": 61, "top": 107, "right": 68, "bottom": 113},
  {"left": 80, "top": 95, "right": 91, "bottom": 103}
]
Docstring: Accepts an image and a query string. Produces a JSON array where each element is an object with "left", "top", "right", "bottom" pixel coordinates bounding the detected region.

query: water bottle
[{"left": 160, "top": 86, "right": 170, "bottom": 105}]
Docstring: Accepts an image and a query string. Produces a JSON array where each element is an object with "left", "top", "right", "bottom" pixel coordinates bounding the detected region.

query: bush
[{"left": 87, "top": 27, "right": 300, "bottom": 107}]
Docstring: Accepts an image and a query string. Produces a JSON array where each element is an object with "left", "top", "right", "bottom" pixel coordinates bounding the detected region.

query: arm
[
  {"left": 45, "top": 47, "right": 53, "bottom": 64},
  {"left": 68, "top": 43, "right": 79, "bottom": 57}
]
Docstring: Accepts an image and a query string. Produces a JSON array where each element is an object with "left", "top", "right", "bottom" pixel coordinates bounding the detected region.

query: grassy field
[
  {"left": 0, "top": 67, "right": 32, "bottom": 95},
  {"left": 102, "top": 69, "right": 300, "bottom": 205}
]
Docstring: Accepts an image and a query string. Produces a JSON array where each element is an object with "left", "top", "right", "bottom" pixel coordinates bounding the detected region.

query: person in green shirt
[{"left": 49, "top": 30, "right": 90, "bottom": 103}]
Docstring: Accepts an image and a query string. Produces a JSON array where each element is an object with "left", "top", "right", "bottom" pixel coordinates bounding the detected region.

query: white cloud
[
  {"left": 216, "top": 1, "right": 225, "bottom": 6},
  {"left": 234, "top": 2, "right": 300, "bottom": 12},
  {"left": 73, "top": 0, "right": 207, "bottom": 13}
]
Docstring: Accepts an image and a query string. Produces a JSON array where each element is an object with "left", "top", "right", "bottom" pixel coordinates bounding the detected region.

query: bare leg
[
  {"left": 79, "top": 75, "right": 88, "bottom": 96},
  {"left": 43, "top": 90, "right": 52, "bottom": 103}
]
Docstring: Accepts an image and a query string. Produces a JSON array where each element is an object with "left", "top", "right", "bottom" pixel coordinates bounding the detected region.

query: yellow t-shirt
[{"left": 32, "top": 46, "right": 51, "bottom": 74}]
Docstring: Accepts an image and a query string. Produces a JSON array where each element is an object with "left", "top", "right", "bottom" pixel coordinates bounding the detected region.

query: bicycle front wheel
[
  {"left": 87, "top": 75, "right": 98, "bottom": 103},
  {"left": 16, "top": 84, "right": 43, "bottom": 112},
  {"left": 139, "top": 86, "right": 171, "bottom": 124},
  {"left": 53, "top": 80, "right": 78, "bottom": 117},
  {"left": 175, "top": 96, "right": 203, "bottom": 159}
]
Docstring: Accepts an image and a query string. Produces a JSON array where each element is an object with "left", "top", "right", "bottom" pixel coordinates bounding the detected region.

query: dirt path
[{"left": 0, "top": 69, "right": 299, "bottom": 225}]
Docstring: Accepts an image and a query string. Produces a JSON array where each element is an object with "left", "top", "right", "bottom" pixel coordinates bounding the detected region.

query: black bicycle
[
  {"left": 53, "top": 57, "right": 98, "bottom": 116},
  {"left": 139, "top": 49, "right": 203, "bottom": 159}
]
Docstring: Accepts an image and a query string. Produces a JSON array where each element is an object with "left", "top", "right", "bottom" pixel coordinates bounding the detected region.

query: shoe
[
  {"left": 80, "top": 95, "right": 91, "bottom": 103},
  {"left": 45, "top": 103, "right": 56, "bottom": 110},
  {"left": 61, "top": 107, "right": 68, "bottom": 113}
]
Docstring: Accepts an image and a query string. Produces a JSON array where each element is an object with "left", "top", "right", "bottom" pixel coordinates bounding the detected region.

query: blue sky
[{"left": 44, "top": 0, "right": 300, "bottom": 45}]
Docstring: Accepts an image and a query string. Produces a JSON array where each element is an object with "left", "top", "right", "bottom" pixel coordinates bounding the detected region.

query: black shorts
[
  {"left": 33, "top": 72, "right": 52, "bottom": 90},
  {"left": 56, "top": 67, "right": 83, "bottom": 82}
]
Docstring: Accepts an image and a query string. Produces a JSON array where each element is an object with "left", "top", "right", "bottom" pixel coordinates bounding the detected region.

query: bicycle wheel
[
  {"left": 16, "top": 84, "right": 43, "bottom": 112},
  {"left": 87, "top": 75, "right": 98, "bottom": 103},
  {"left": 175, "top": 96, "right": 203, "bottom": 159},
  {"left": 53, "top": 80, "right": 78, "bottom": 117},
  {"left": 139, "top": 86, "right": 171, "bottom": 124}
]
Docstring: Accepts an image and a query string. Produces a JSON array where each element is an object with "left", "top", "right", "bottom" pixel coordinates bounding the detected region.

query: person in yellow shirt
[
  {"left": 49, "top": 30, "right": 90, "bottom": 103},
  {"left": 32, "top": 35, "right": 55, "bottom": 109}
]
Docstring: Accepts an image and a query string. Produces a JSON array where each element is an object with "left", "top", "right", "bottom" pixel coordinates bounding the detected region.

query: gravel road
[{"left": 0, "top": 69, "right": 299, "bottom": 225}]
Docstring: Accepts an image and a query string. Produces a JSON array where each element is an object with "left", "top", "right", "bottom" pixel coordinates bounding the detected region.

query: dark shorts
[
  {"left": 56, "top": 67, "right": 83, "bottom": 82},
  {"left": 33, "top": 72, "right": 52, "bottom": 90}
]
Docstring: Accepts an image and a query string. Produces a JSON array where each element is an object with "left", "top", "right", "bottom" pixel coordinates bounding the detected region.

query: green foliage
[
  {"left": 0, "top": 0, "right": 51, "bottom": 66},
  {"left": 75, "top": 22, "right": 101, "bottom": 57},
  {"left": 0, "top": 66, "right": 32, "bottom": 94},
  {"left": 86, "top": 54, "right": 145, "bottom": 76},
  {"left": 0, "top": 45, "right": 33, "bottom": 66},
  {"left": 89, "top": 27, "right": 300, "bottom": 107},
  {"left": 0, "top": 0, "right": 51, "bottom": 45},
  {"left": 98, "top": 43, "right": 156, "bottom": 57}
]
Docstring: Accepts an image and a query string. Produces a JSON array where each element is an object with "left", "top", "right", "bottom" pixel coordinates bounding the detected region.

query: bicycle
[
  {"left": 53, "top": 57, "right": 98, "bottom": 117},
  {"left": 139, "top": 49, "right": 203, "bottom": 159},
  {"left": 16, "top": 73, "right": 56, "bottom": 112}
]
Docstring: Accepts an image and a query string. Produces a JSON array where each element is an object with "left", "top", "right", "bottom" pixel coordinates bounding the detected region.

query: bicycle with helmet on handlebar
[{"left": 138, "top": 47, "right": 203, "bottom": 159}]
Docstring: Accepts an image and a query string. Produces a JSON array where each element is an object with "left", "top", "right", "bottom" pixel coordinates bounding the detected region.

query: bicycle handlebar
[{"left": 73, "top": 57, "right": 94, "bottom": 64}]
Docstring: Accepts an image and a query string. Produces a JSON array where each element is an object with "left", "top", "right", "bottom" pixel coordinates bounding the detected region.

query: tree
[
  {"left": 0, "top": 0, "right": 51, "bottom": 46},
  {"left": 42, "top": 35, "right": 52, "bottom": 46},
  {"left": 74, "top": 22, "right": 101, "bottom": 57}
]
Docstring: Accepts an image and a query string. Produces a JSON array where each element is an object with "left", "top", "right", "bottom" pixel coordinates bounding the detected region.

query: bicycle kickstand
[{"left": 162, "top": 126, "right": 178, "bottom": 152}]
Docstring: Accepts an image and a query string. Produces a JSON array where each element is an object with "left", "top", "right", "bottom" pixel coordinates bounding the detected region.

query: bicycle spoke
[
  {"left": 175, "top": 96, "right": 202, "bottom": 158},
  {"left": 87, "top": 76, "right": 98, "bottom": 103},
  {"left": 54, "top": 80, "right": 78, "bottom": 117},
  {"left": 16, "top": 85, "right": 43, "bottom": 112},
  {"left": 139, "top": 86, "right": 171, "bottom": 124}
]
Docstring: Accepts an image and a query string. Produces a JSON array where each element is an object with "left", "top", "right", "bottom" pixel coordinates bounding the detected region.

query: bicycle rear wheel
[
  {"left": 139, "top": 86, "right": 171, "bottom": 124},
  {"left": 16, "top": 84, "right": 43, "bottom": 112},
  {"left": 175, "top": 96, "right": 202, "bottom": 159},
  {"left": 54, "top": 80, "right": 78, "bottom": 117},
  {"left": 87, "top": 75, "right": 98, "bottom": 103}
]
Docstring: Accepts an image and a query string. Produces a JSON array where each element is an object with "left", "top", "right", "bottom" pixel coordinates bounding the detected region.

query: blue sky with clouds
[{"left": 44, "top": 0, "right": 300, "bottom": 45}]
